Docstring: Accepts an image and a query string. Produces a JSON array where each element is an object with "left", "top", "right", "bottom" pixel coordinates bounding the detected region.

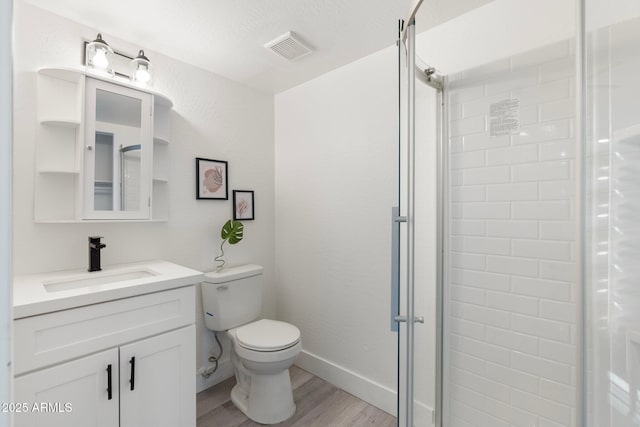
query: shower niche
[{"left": 34, "top": 68, "right": 172, "bottom": 222}]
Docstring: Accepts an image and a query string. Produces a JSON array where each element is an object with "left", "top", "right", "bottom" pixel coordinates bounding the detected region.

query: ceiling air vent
[{"left": 264, "top": 31, "right": 313, "bottom": 61}]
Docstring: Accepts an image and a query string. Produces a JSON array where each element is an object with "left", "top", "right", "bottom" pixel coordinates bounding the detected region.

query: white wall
[
  {"left": 275, "top": 46, "right": 401, "bottom": 413},
  {"left": 12, "top": 1, "right": 275, "bottom": 392},
  {"left": 0, "top": 0, "right": 12, "bottom": 425}
]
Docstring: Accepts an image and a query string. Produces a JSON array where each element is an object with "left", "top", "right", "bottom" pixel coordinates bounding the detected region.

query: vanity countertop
[{"left": 13, "top": 260, "right": 203, "bottom": 319}]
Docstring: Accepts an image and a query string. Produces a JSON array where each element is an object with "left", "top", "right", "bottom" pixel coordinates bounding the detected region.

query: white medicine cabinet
[
  {"left": 84, "top": 78, "right": 152, "bottom": 220},
  {"left": 34, "top": 68, "right": 172, "bottom": 222}
]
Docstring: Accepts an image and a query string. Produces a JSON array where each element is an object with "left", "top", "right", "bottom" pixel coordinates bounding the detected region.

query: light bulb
[
  {"left": 130, "top": 50, "right": 153, "bottom": 86},
  {"left": 135, "top": 68, "right": 150, "bottom": 83},
  {"left": 93, "top": 48, "right": 109, "bottom": 69},
  {"left": 86, "top": 34, "right": 113, "bottom": 75}
]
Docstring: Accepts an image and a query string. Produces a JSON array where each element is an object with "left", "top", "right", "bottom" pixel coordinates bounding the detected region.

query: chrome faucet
[{"left": 88, "top": 236, "right": 106, "bottom": 272}]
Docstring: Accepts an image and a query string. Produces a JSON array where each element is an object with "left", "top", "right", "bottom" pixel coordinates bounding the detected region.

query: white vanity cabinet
[
  {"left": 34, "top": 67, "right": 172, "bottom": 222},
  {"left": 119, "top": 327, "right": 194, "bottom": 427},
  {"left": 13, "top": 285, "right": 196, "bottom": 427},
  {"left": 14, "top": 349, "right": 119, "bottom": 427}
]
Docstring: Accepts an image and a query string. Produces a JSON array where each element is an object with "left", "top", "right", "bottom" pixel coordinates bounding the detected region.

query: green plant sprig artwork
[{"left": 215, "top": 219, "right": 244, "bottom": 271}]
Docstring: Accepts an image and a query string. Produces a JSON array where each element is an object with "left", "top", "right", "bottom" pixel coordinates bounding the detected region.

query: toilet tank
[{"left": 201, "top": 264, "right": 263, "bottom": 331}]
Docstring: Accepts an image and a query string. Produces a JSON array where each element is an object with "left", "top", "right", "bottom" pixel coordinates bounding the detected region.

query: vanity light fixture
[
  {"left": 85, "top": 33, "right": 114, "bottom": 76},
  {"left": 130, "top": 50, "right": 154, "bottom": 87}
]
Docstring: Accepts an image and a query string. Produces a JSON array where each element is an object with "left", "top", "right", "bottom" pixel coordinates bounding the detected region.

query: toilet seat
[{"left": 235, "top": 319, "right": 300, "bottom": 352}]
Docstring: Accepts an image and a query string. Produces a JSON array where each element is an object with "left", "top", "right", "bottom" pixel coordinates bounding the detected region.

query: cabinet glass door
[{"left": 84, "top": 77, "right": 152, "bottom": 220}]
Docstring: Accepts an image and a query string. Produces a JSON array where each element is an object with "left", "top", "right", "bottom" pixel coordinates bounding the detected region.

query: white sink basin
[
  {"left": 43, "top": 269, "right": 158, "bottom": 293},
  {"left": 13, "top": 260, "right": 204, "bottom": 319}
]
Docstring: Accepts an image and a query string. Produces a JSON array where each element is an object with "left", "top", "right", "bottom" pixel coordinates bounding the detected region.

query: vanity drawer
[{"left": 14, "top": 286, "right": 195, "bottom": 375}]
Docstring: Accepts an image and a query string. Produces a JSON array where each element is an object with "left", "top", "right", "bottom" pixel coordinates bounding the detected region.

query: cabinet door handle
[
  {"left": 129, "top": 357, "right": 136, "bottom": 391},
  {"left": 106, "top": 364, "right": 113, "bottom": 400}
]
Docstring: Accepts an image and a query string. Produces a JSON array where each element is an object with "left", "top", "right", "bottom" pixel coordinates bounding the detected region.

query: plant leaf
[{"left": 221, "top": 219, "right": 244, "bottom": 244}]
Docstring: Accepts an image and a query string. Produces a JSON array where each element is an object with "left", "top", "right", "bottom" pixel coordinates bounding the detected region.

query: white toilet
[{"left": 201, "top": 264, "right": 301, "bottom": 424}]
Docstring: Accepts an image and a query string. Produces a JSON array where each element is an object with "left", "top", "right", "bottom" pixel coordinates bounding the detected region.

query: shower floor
[{"left": 196, "top": 365, "right": 396, "bottom": 426}]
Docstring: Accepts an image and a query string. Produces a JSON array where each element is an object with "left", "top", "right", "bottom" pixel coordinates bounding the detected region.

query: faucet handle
[
  {"left": 89, "top": 236, "right": 106, "bottom": 249},
  {"left": 89, "top": 236, "right": 107, "bottom": 249}
]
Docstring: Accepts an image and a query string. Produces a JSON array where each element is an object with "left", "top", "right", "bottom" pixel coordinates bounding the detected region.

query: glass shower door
[
  {"left": 400, "top": 1, "right": 583, "bottom": 425},
  {"left": 411, "top": 1, "right": 580, "bottom": 426},
  {"left": 585, "top": 2, "right": 640, "bottom": 425}
]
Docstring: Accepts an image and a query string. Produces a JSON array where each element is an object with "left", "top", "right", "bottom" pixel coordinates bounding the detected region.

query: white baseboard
[
  {"left": 196, "top": 359, "right": 234, "bottom": 393},
  {"left": 295, "top": 350, "right": 434, "bottom": 424},
  {"left": 295, "top": 349, "right": 398, "bottom": 416}
]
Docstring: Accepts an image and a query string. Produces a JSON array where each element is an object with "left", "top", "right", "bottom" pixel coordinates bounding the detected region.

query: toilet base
[{"left": 230, "top": 370, "right": 296, "bottom": 424}]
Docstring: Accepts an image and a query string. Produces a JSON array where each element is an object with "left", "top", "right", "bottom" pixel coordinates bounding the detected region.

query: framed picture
[
  {"left": 196, "top": 158, "right": 228, "bottom": 200},
  {"left": 233, "top": 190, "right": 254, "bottom": 220}
]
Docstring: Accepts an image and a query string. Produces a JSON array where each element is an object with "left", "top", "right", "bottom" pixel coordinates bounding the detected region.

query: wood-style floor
[{"left": 197, "top": 366, "right": 396, "bottom": 427}]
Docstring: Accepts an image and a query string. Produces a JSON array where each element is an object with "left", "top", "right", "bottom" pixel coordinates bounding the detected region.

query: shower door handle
[
  {"left": 395, "top": 315, "right": 424, "bottom": 324},
  {"left": 391, "top": 206, "right": 406, "bottom": 332}
]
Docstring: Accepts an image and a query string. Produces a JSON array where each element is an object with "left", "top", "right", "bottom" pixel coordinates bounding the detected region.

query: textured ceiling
[{"left": 22, "top": 0, "right": 493, "bottom": 93}]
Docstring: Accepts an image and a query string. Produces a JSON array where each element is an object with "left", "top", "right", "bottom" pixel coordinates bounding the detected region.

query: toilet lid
[{"left": 235, "top": 319, "right": 300, "bottom": 351}]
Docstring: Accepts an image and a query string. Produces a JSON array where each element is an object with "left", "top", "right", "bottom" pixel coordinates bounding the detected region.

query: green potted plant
[{"left": 215, "top": 219, "right": 244, "bottom": 271}]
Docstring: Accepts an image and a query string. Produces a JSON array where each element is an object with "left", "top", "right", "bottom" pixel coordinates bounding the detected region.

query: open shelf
[
  {"left": 153, "top": 103, "right": 171, "bottom": 142},
  {"left": 34, "top": 173, "right": 80, "bottom": 221},
  {"left": 152, "top": 179, "right": 169, "bottom": 220},
  {"left": 34, "top": 218, "right": 169, "bottom": 224},
  {"left": 38, "top": 169, "right": 80, "bottom": 175},
  {"left": 40, "top": 119, "right": 81, "bottom": 128},
  {"left": 153, "top": 137, "right": 169, "bottom": 187},
  {"left": 37, "top": 69, "right": 83, "bottom": 125}
]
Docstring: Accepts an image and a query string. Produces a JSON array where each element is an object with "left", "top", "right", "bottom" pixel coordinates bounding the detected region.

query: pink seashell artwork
[
  {"left": 236, "top": 199, "right": 249, "bottom": 217},
  {"left": 203, "top": 166, "right": 224, "bottom": 193},
  {"left": 232, "top": 190, "right": 254, "bottom": 220},
  {"left": 196, "top": 158, "right": 227, "bottom": 200}
]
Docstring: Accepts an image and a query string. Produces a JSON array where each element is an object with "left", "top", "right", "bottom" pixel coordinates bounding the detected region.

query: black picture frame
[
  {"left": 196, "top": 158, "right": 228, "bottom": 200},
  {"left": 233, "top": 190, "right": 254, "bottom": 220}
]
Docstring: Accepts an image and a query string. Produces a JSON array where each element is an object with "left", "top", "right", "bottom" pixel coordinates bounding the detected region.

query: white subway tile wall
[{"left": 445, "top": 40, "right": 577, "bottom": 427}]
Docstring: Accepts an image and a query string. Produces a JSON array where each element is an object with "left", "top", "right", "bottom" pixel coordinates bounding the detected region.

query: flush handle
[{"left": 216, "top": 285, "right": 228, "bottom": 291}]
